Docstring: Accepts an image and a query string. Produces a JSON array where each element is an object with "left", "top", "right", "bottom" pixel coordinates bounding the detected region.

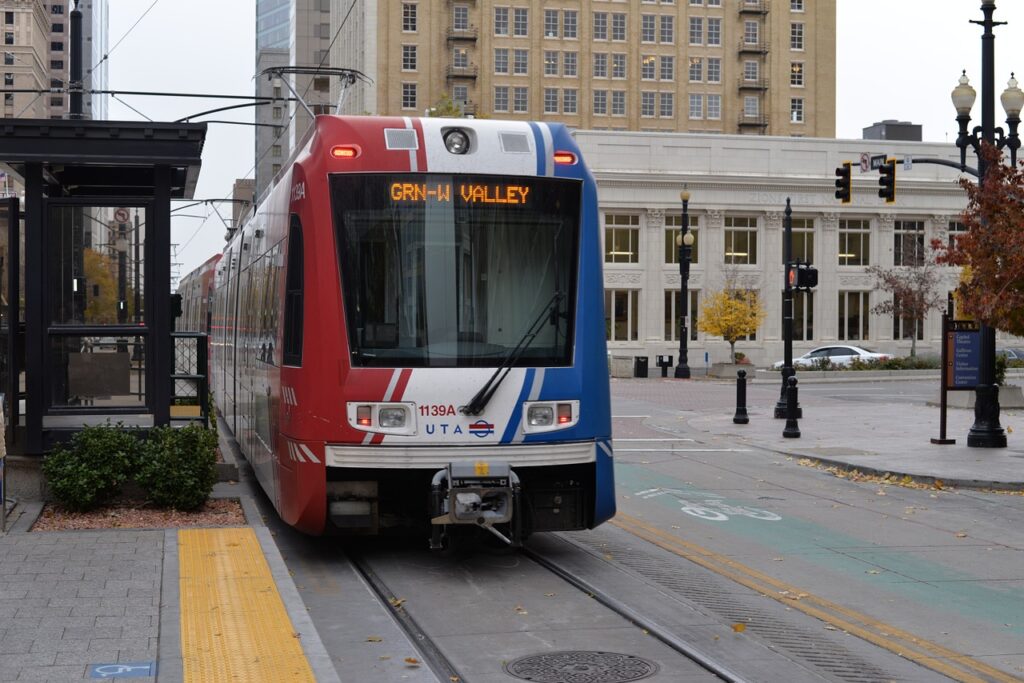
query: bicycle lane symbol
[
  {"left": 635, "top": 488, "right": 782, "bottom": 522},
  {"left": 88, "top": 662, "right": 156, "bottom": 679}
]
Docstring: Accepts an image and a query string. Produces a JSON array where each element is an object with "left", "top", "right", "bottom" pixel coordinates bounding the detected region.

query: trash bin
[{"left": 633, "top": 356, "right": 649, "bottom": 378}]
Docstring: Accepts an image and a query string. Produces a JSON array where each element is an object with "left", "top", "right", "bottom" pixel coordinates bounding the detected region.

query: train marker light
[
  {"left": 356, "top": 405, "right": 372, "bottom": 426},
  {"left": 330, "top": 145, "right": 359, "bottom": 159},
  {"left": 553, "top": 151, "right": 577, "bottom": 165},
  {"left": 557, "top": 403, "right": 573, "bottom": 424}
]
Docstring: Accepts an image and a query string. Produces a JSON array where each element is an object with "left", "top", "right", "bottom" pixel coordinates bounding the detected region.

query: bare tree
[{"left": 867, "top": 237, "right": 947, "bottom": 357}]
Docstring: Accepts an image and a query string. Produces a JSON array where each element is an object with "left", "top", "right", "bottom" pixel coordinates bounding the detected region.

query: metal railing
[{"left": 171, "top": 332, "right": 209, "bottom": 427}]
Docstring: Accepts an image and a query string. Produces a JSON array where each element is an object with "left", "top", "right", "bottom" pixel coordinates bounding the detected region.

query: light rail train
[{"left": 179, "top": 115, "right": 615, "bottom": 547}]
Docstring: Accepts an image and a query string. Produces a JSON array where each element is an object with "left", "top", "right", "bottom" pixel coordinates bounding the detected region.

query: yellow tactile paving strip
[{"left": 178, "top": 528, "right": 316, "bottom": 682}]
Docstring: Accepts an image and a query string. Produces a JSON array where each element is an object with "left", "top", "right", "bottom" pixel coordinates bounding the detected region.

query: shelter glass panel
[{"left": 48, "top": 335, "right": 146, "bottom": 408}]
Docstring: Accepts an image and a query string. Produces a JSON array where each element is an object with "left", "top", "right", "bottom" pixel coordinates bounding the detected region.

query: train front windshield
[{"left": 333, "top": 173, "right": 581, "bottom": 368}]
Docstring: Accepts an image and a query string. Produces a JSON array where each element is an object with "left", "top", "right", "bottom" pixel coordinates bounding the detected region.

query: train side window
[{"left": 283, "top": 215, "right": 304, "bottom": 366}]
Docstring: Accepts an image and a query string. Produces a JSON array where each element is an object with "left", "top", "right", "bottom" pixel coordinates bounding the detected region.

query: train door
[{"left": 221, "top": 245, "right": 239, "bottom": 434}]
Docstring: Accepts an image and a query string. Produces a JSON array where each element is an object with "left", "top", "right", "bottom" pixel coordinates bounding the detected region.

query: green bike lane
[{"left": 609, "top": 439, "right": 1024, "bottom": 677}]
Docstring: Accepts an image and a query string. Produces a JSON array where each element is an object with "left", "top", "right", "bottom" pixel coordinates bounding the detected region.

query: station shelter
[{"left": 0, "top": 118, "right": 207, "bottom": 455}]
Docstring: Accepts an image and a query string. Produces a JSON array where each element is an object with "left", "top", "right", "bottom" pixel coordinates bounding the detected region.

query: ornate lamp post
[
  {"left": 674, "top": 189, "right": 694, "bottom": 379},
  {"left": 949, "top": 0, "right": 1023, "bottom": 448}
]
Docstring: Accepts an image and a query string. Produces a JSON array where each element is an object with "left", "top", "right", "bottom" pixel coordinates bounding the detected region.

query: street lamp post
[
  {"left": 674, "top": 189, "right": 694, "bottom": 379},
  {"left": 950, "top": 0, "right": 1024, "bottom": 448}
]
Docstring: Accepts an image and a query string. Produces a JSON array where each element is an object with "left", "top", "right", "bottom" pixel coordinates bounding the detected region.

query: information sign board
[{"left": 947, "top": 320, "right": 981, "bottom": 389}]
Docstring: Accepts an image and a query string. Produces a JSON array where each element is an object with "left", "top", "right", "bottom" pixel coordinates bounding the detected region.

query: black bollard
[
  {"left": 733, "top": 370, "right": 749, "bottom": 424},
  {"left": 783, "top": 376, "right": 800, "bottom": 438}
]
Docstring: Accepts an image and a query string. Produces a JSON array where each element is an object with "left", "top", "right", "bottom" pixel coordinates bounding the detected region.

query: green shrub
[
  {"left": 136, "top": 425, "right": 218, "bottom": 511},
  {"left": 995, "top": 353, "right": 1007, "bottom": 386},
  {"left": 42, "top": 424, "right": 142, "bottom": 511}
]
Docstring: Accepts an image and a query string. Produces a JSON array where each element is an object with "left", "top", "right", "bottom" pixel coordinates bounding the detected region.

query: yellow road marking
[
  {"left": 613, "top": 513, "right": 1018, "bottom": 683},
  {"left": 178, "top": 528, "right": 316, "bottom": 682}
]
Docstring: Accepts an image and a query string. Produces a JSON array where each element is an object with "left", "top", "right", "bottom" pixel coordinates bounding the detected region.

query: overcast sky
[{"left": 106, "top": 0, "right": 1024, "bottom": 277}]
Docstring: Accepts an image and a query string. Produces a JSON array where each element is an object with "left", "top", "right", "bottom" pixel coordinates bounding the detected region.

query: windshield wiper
[{"left": 460, "top": 291, "right": 564, "bottom": 417}]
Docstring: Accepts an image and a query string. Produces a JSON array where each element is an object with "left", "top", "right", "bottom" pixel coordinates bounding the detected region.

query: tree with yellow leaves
[{"left": 698, "top": 288, "right": 766, "bottom": 363}]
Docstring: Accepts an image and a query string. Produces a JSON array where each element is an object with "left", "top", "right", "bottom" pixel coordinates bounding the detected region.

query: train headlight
[
  {"left": 527, "top": 405, "right": 554, "bottom": 426},
  {"left": 378, "top": 407, "right": 407, "bottom": 428},
  {"left": 443, "top": 128, "right": 470, "bottom": 155},
  {"left": 522, "top": 401, "right": 579, "bottom": 433}
]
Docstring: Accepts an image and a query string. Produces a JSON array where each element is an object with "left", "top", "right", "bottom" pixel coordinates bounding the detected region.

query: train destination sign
[{"left": 390, "top": 182, "right": 531, "bottom": 205}]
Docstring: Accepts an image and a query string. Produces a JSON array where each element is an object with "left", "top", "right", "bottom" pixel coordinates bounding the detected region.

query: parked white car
[{"left": 773, "top": 345, "right": 892, "bottom": 369}]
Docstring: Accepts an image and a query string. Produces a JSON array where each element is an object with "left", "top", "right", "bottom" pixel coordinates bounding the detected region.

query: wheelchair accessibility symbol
[{"left": 89, "top": 662, "right": 155, "bottom": 678}]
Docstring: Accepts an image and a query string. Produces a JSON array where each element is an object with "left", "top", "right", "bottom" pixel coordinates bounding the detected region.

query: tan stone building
[{"left": 331, "top": 0, "right": 835, "bottom": 137}]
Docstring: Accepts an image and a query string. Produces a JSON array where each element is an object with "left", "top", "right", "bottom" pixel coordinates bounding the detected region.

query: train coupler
[{"left": 430, "top": 461, "right": 521, "bottom": 548}]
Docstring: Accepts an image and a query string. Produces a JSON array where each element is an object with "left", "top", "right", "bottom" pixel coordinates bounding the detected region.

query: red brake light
[
  {"left": 356, "top": 405, "right": 372, "bottom": 426},
  {"left": 557, "top": 403, "right": 572, "bottom": 424},
  {"left": 331, "top": 145, "right": 360, "bottom": 159},
  {"left": 553, "top": 151, "right": 577, "bottom": 165}
]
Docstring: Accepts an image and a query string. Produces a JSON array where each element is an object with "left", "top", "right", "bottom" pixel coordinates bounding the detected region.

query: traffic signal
[
  {"left": 787, "top": 262, "right": 818, "bottom": 290},
  {"left": 834, "top": 161, "right": 852, "bottom": 204},
  {"left": 878, "top": 158, "right": 896, "bottom": 204}
]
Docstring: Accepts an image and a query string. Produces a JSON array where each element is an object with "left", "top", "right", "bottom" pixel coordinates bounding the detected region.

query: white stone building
[{"left": 575, "top": 130, "right": 990, "bottom": 370}]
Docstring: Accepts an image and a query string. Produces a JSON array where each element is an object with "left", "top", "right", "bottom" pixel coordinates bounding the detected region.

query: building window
[
  {"left": 611, "top": 13, "right": 626, "bottom": 41},
  {"left": 743, "top": 96, "right": 759, "bottom": 118},
  {"left": 513, "top": 8, "right": 528, "bottom": 36},
  {"left": 544, "top": 50, "right": 559, "bottom": 76},
  {"left": 402, "top": 83, "right": 417, "bottom": 109},
  {"left": 707, "top": 0, "right": 721, "bottom": 5},
  {"left": 49, "top": 95, "right": 63, "bottom": 106},
  {"left": 494, "top": 7, "right": 509, "bottom": 36},
  {"left": 403, "top": 3, "right": 417, "bottom": 32},
  {"left": 605, "top": 289, "right": 640, "bottom": 342},
  {"left": 894, "top": 220, "right": 925, "bottom": 266},
  {"left": 453, "top": 47, "right": 468, "bottom": 69},
  {"left": 593, "top": 12, "right": 608, "bottom": 40},
  {"left": 612, "top": 53, "right": 626, "bottom": 79},
  {"left": 948, "top": 220, "right": 967, "bottom": 249},
  {"left": 743, "top": 60, "right": 759, "bottom": 81},
  {"left": 563, "top": 88, "right": 577, "bottom": 113},
  {"left": 494, "top": 48, "right": 509, "bottom": 74},
  {"left": 611, "top": 90, "right": 625, "bottom": 116},
  {"left": 402, "top": 45, "right": 417, "bottom": 71},
  {"left": 791, "top": 22, "right": 804, "bottom": 50},
  {"left": 544, "top": 88, "right": 558, "bottom": 114},
  {"left": 791, "top": 62, "right": 804, "bottom": 87},
  {"left": 3, "top": 52, "right": 13, "bottom": 66},
  {"left": 689, "top": 57, "right": 702, "bottom": 82},
  {"left": 707, "top": 57, "right": 721, "bottom": 83},
  {"left": 791, "top": 0, "right": 804, "bottom": 11},
  {"left": 744, "top": 21, "right": 758, "bottom": 45},
  {"left": 513, "top": 86, "right": 528, "bottom": 112},
  {"left": 788, "top": 218, "right": 814, "bottom": 263},
  {"left": 838, "top": 219, "right": 870, "bottom": 266},
  {"left": 665, "top": 213, "right": 699, "bottom": 264},
  {"left": 724, "top": 216, "right": 757, "bottom": 264},
  {"left": 514, "top": 49, "right": 529, "bottom": 75},
  {"left": 660, "top": 15, "right": 674, "bottom": 43},
  {"left": 453, "top": 85, "right": 468, "bottom": 103},
  {"left": 707, "top": 94, "right": 721, "bottom": 120},
  {"left": 641, "top": 15, "right": 655, "bottom": 42},
  {"left": 4, "top": 93, "right": 12, "bottom": 104},
  {"left": 563, "top": 51, "right": 577, "bottom": 76},
  {"left": 593, "top": 53, "right": 608, "bottom": 78},
  {"left": 641, "top": 55, "right": 656, "bottom": 80},
  {"left": 789, "top": 291, "right": 814, "bottom": 341},
  {"left": 5, "top": 33, "right": 15, "bottom": 46},
  {"left": 593, "top": 89, "right": 608, "bottom": 115},
  {"left": 51, "top": 4, "right": 64, "bottom": 14},
  {"left": 544, "top": 9, "right": 558, "bottom": 37},
  {"left": 660, "top": 55, "right": 674, "bottom": 81},
  {"left": 52, "top": 22, "right": 64, "bottom": 33},
  {"left": 791, "top": 97, "right": 804, "bottom": 123},
  {"left": 839, "top": 291, "right": 870, "bottom": 341},
  {"left": 272, "top": 163, "right": 282, "bottom": 175},
  {"left": 659, "top": 92, "right": 674, "bottom": 117},
  {"left": 272, "top": 106, "right": 283, "bottom": 120},
  {"left": 563, "top": 10, "right": 577, "bottom": 38},
  {"left": 494, "top": 86, "right": 509, "bottom": 112},
  {"left": 604, "top": 214, "right": 640, "bottom": 263},
  {"left": 893, "top": 295, "right": 924, "bottom": 341},
  {"left": 272, "top": 144, "right": 282, "bottom": 157},
  {"left": 4, "top": 72, "right": 12, "bottom": 86},
  {"left": 707, "top": 18, "right": 721, "bottom": 46},
  {"left": 689, "top": 17, "right": 703, "bottom": 45},
  {"left": 641, "top": 91, "right": 655, "bottom": 117},
  {"left": 4, "top": 12, "right": 12, "bottom": 24},
  {"left": 689, "top": 93, "right": 703, "bottom": 119},
  {"left": 454, "top": 5, "right": 469, "bottom": 30},
  {"left": 665, "top": 289, "right": 700, "bottom": 342}
]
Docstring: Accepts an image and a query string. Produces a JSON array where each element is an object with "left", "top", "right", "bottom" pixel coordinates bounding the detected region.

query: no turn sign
[{"left": 114, "top": 208, "right": 130, "bottom": 223}]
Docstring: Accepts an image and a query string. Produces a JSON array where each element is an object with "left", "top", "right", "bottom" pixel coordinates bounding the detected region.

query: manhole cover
[{"left": 504, "top": 651, "right": 659, "bottom": 683}]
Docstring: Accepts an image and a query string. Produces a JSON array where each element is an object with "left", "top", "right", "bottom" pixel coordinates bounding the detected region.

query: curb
[{"left": 793, "top": 454, "right": 1024, "bottom": 493}]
